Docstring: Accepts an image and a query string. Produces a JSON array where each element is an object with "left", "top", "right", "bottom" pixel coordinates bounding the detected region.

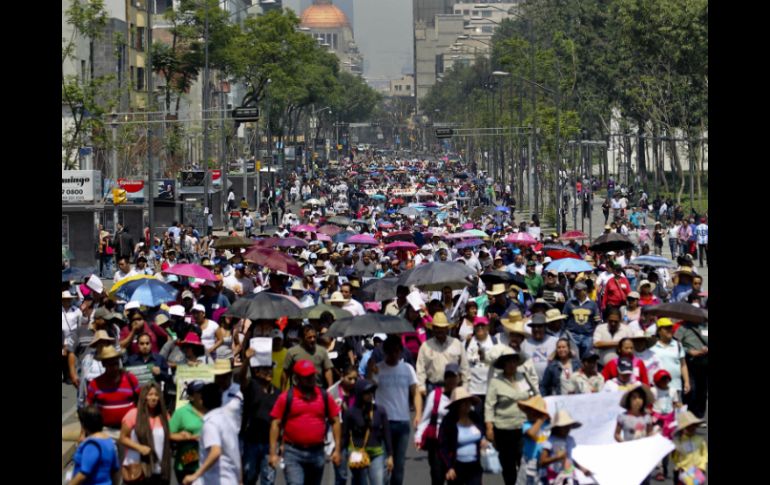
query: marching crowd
[{"left": 63, "top": 154, "right": 707, "bottom": 485}]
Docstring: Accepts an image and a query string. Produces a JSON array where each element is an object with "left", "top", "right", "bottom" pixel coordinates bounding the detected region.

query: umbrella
[
  {"left": 301, "top": 304, "right": 352, "bottom": 320},
  {"left": 164, "top": 263, "right": 218, "bottom": 281},
  {"left": 62, "top": 266, "right": 97, "bottom": 282},
  {"left": 384, "top": 241, "right": 418, "bottom": 251},
  {"left": 630, "top": 255, "right": 677, "bottom": 268},
  {"left": 305, "top": 198, "right": 325, "bottom": 206},
  {"left": 359, "top": 277, "right": 400, "bottom": 301},
  {"left": 327, "top": 314, "right": 415, "bottom": 338},
  {"left": 226, "top": 291, "right": 302, "bottom": 320},
  {"left": 560, "top": 230, "right": 588, "bottom": 241},
  {"left": 426, "top": 177, "right": 438, "bottom": 184},
  {"left": 347, "top": 234, "right": 379, "bottom": 245},
  {"left": 641, "top": 302, "right": 708, "bottom": 323},
  {"left": 114, "top": 278, "right": 177, "bottom": 306},
  {"left": 495, "top": 205, "right": 510, "bottom": 213},
  {"left": 254, "top": 237, "right": 308, "bottom": 248},
  {"left": 590, "top": 233, "right": 634, "bottom": 252},
  {"left": 328, "top": 216, "right": 352, "bottom": 226},
  {"left": 291, "top": 224, "right": 317, "bottom": 233},
  {"left": 398, "top": 261, "right": 476, "bottom": 290},
  {"left": 378, "top": 221, "right": 395, "bottom": 229},
  {"left": 480, "top": 270, "right": 526, "bottom": 287},
  {"left": 390, "top": 198, "right": 405, "bottom": 205},
  {"left": 456, "top": 238, "right": 485, "bottom": 249},
  {"left": 333, "top": 231, "right": 357, "bottom": 243},
  {"left": 242, "top": 247, "right": 303, "bottom": 277},
  {"left": 462, "top": 229, "right": 489, "bottom": 238},
  {"left": 108, "top": 274, "right": 157, "bottom": 297},
  {"left": 352, "top": 219, "right": 371, "bottom": 226},
  {"left": 384, "top": 166, "right": 397, "bottom": 171},
  {"left": 422, "top": 201, "right": 439, "bottom": 207},
  {"left": 542, "top": 245, "right": 582, "bottom": 261},
  {"left": 318, "top": 224, "right": 343, "bottom": 236},
  {"left": 545, "top": 259, "right": 594, "bottom": 273},
  {"left": 383, "top": 231, "right": 414, "bottom": 242},
  {"left": 314, "top": 233, "right": 333, "bottom": 242},
  {"left": 211, "top": 235, "right": 255, "bottom": 249},
  {"left": 504, "top": 232, "right": 538, "bottom": 245},
  {"left": 370, "top": 194, "right": 387, "bottom": 201},
  {"left": 398, "top": 207, "right": 420, "bottom": 217},
  {"left": 461, "top": 222, "right": 475, "bottom": 230}
]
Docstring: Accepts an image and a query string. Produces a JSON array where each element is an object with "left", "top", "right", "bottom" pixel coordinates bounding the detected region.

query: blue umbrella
[
  {"left": 370, "top": 171, "right": 381, "bottom": 177},
  {"left": 370, "top": 194, "right": 386, "bottom": 201},
  {"left": 115, "top": 279, "right": 178, "bottom": 306},
  {"left": 384, "top": 166, "right": 396, "bottom": 171},
  {"left": 426, "top": 177, "right": 438, "bottom": 184},
  {"left": 333, "top": 231, "right": 356, "bottom": 243},
  {"left": 62, "top": 266, "right": 97, "bottom": 282},
  {"left": 630, "top": 255, "right": 677, "bottom": 268},
  {"left": 495, "top": 205, "right": 510, "bottom": 213},
  {"left": 385, "top": 209, "right": 397, "bottom": 214},
  {"left": 545, "top": 259, "right": 594, "bottom": 274},
  {"left": 456, "top": 238, "right": 485, "bottom": 249}
]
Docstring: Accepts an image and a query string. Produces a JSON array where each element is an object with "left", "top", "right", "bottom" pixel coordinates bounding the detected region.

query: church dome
[{"left": 300, "top": 0, "right": 350, "bottom": 29}]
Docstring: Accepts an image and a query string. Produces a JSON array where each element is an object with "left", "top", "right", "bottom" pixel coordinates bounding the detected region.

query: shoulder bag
[
  {"left": 348, "top": 409, "right": 373, "bottom": 469},
  {"left": 419, "top": 388, "right": 443, "bottom": 450}
]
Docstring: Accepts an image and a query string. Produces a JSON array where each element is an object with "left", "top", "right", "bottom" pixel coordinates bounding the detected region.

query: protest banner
[
  {"left": 572, "top": 434, "right": 675, "bottom": 485},
  {"left": 125, "top": 365, "right": 154, "bottom": 387},
  {"left": 175, "top": 364, "right": 215, "bottom": 408},
  {"left": 545, "top": 391, "right": 625, "bottom": 445}
]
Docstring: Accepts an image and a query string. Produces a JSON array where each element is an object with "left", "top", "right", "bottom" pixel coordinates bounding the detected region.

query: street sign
[
  {"left": 435, "top": 128, "right": 454, "bottom": 139},
  {"left": 232, "top": 107, "right": 259, "bottom": 122}
]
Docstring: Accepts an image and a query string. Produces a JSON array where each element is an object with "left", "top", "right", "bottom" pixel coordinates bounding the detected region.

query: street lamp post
[
  {"left": 147, "top": 0, "right": 155, "bottom": 241},
  {"left": 202, "top": 2, "right": 210, "bottom": 218},
  {"left": 492, "top": 70, "right": 509, "bottom": 196}
]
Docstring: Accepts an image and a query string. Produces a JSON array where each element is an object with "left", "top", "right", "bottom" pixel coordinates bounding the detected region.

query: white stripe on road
[{"left": 62, "top": 404, "right": 76, "bottom": 423}]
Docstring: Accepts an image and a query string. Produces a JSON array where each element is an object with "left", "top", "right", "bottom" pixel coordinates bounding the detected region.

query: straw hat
[
  {"left": 493, "top": 347, "right": 525, "bottom": 368},
  {"left": 486, "top": 283, "right": 506, "bottom": 296},
  {"left": 95, "top": 345, "right": 122, "bottom": 361},
  {"left": 517, "top": 395, "right": 549, "bottom": 417},
  {"left": 430, "top": 311, "right": 453, "bottom": 328},
  {"left": 545, "top": 309, "right": 567, "bottom": 323},
  {"left": 675, "top": 410, "right": 705, "bottom": 434},
  {"left": 327, "top": 291, "right": 349, "bottom": 304},
  {"left": 501, "top": 312, "right": 531, "bottom": 337},
  {"left": 213, "top": 359, "right": 233, "bottom": 376},
  {"left": 447, "top": 386, "right": 480, "bottom": 410},
  {"left": 88, "top": 330, "right": 115, "bottom": 347},
  {"left": 290, "top": 280, "right": 306, "bottom": 292},
  {"left": 551, "top": 410, "right": 582, "bottom": 429},
  {"left": 619, "top": 384, "right": 655, "bottom": 410},
  {"left": 638, "top": 279, "right": 656, "bottom": 291}
]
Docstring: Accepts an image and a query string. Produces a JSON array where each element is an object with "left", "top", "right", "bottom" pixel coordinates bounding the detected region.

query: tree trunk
[
  {"left": 669, "top": 137, "right": 685, "bottom": 205},
  {"left": 659, "top": 128, "right": 669, "bottom": 194},
  {"left": 637, "top": 121, "right": 647, "bottom": 192},
  {"left": 697, "top": 122, "right": 704, "bottom": 203},
  {"left": 651, "top": 124, "right": 659, "bottom": 196}
]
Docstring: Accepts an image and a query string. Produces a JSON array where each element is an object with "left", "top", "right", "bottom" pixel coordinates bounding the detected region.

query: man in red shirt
[
  {"left": 601, "top": 262, "right": 632, "bottom": 311},
  {"left": 269, "top": 360, "right": 342, "bottom": 485},
  {"left": 86, "top": 346, "right": 140, "bottom": 430}
]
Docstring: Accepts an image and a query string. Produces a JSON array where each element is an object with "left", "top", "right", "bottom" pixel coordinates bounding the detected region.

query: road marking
[{"left": 62, "top": 403, "right": 77, "bottom": 423}]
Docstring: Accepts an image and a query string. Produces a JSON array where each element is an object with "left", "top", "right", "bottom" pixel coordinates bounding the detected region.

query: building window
[
  {"left": 482, "top": 11, "right": 492, "bottom": 17},
  {"left": 435, "top": 54, "right": 444, "bottom": 76},
  {"left": 463, "top": 10, "right": 470, "bottom": 15},
  {"left": 472, "top": 10, "right": 479, "bottom": 16},
  {"left": 455, "top": 10, "right": 461, "bottom": 14},
  {"left": 130, "top": 23, "right": 135, "bottom": 49},
  {"left": 482, "top": 26, "right": 494, "bottom": 33},
  {"left": 130, "top": 66, "right": 135, "bottom": 89},
  {"left": 406, "top": 84, "right": 411, "bottom": 91},
  {"left": 137, "top": 67, "right": 145, "bottom": 91},
  {"left": 136, "top": 27, "right": 145, "bottom": 51},
  {"left": 332, "top": 33, "right": 338, "bottom": 50}
]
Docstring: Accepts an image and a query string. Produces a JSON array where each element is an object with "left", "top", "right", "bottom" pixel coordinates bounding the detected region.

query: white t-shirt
[
  {"left": 200, "top": 321, "right": 220, "bottom": 355},
  {"left": 696, "top": 224, "right": 708, "bottom": 244},
  {"left": 343, "top": 299, "right": 366, "bottom": 317},
  {"left": 521, "top": 335, "right": 558, "bottom": 381},
  {"left": 199, "top": 407, "right": 242, "bottom": 485},
  {"left": 113, "top": 268, "right": 138, "bottom": 284},
  {"left": 374, "top": 361, "right": 418, "bottom": 422}
]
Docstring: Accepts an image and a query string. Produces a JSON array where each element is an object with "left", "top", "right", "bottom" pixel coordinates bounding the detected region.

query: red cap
[
  {"left": 293, "top": 360, "right": 317, "bottom": 377},
  {"left": 653, "top": 369, "right": 672, "bottom": 385}
]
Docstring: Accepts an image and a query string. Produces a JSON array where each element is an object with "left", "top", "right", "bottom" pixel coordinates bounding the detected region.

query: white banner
[
  {"left": 544, "top": 391, "right": 625, "bottom": 445},
  {"left": 62, "top": 170, "right": 101, "bottom": 202},
  {"left": 572, "top": 435, "right": 675, "bottom": 485}
]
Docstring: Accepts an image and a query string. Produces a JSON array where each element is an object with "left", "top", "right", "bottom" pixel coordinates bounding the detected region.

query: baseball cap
[
  {"left": 546, "top": 269, "right": 558, "bottom": 277},
  {"left": 168, "top": 305, "right": 186, "bottom": 317},
  {"left": 656, "top": 318, "right": 674, "bottom": 328},
  {"left": 181, "top": 290, "right": 194, "bottom": 300},
  {"left": 627, "top": 291, "right": 640, "bottom": 299},
  {"left": 444, "top": 363, "right": 461, "bottom": 376},
  {"left": 186, "top": 380, "right": 206, "bottom": 395},
  {"left": 192, "top": 304, "right": 206, "bottom": 313},
  {"left": 473, "top": 316, "right": 490, "bottom": 326},
  {"left": 293, "top": 360, "right": 317, "bottom": 377},
  {"left": 93, "top": 307, "right": 113, "bottom": 321},
  {"left": 421, "top": 244, "right": 432, "bottom": 251},
  {"left": 271, "top": 328, "right": 284, "bottom": 340},
  {"left": 581, "top": 351, "right": 600, "bottom": 362},
  {"left": 653, "top": 369, "right": 672, "bottom": 385},
  {"left": 618, "top": 358, "right": 634, "bottom": 374}
]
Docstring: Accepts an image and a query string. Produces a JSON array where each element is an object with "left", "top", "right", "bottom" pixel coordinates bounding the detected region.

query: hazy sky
[{"left": 283, "top": 0, "right": 414, "bottom": 83}]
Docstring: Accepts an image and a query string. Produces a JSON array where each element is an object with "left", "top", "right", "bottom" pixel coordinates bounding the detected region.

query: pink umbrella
[
  {"left": 445, "top": 233, "right": 471, "bottom": 240},
  {"left": 347, "top": 234, "right": 380, "bottom": 245},
  {"left": 291, "top": 224, "right": 317, "bottom": 233},
  {"left": 254, "top": 237, "right": 308, "bottom": 248},
  {"left": 384, "top": 241, "right": 418, "bottom": 251},
  {"left": 318, "top": 224, "right": 342, "bottom": 236},
  {"left": 461, "top": 222, "right": 475, "bottom": 230},
  {"left": 504, "top": 232, "right": 538, "bottom": 245},
  {"left": 242, "top": 247, "right": 303, "bottom": 277},
  {"left": 315, "top": 233, "right": 332, "bottom": 242},
  {"left": 163, "top": 263, "right": 217, "bottom": 281}
]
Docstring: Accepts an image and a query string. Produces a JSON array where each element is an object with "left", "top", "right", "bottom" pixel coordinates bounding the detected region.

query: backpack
[{"left": 280, "top": 386, "right": 332, "bottom": 443}]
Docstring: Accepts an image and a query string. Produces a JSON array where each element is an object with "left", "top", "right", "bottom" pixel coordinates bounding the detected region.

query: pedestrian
[
  {"left": 539, "top": 410, "right": 591, "bottom": 483},
  {"left": 677, "top": 220, "right": 692, "bottom": 259},
  {"left": 520, "top": 314, "right": 558, "bottom": 381},
  {"left": 438, "top": 387, "right": 487, "bottom": 485},
  {"left": 562, "top": 281, "right": 601, "bottom": 358},
  {"left": 415, "top": 311, "right": 470, "bottom": 395},
  {"left": 539, "top": 338, "right": 581, "bottom": 396},
  {"left": 268, "top": 360, "right": 342, "bottom": 485},
  {"left": 566, "top": 351, "right": 604, "bottom": 394},
  {"left": 244, "top": 210, "right": 254, "bottom": 237},
  {"left": 119, "top": 382, "right": 172, "bottom": 484},
  {"left": 86, "top": 345, "right": 141, "bottom": 431},
  {"left": 695, "top": 218, "right": 708, "bottom": 267},
  {"left": 518, "top": 395, "right": 550, "bottom": 485},
  {"left": 182, "top": 383, "right": 243, "bottom": 484},
  {"left": 169, "top": 380, "right": 206, "bottom": 484},
  {"left": 282, "top": 326, "right": 334, "bottom": 389},
  {"left": 342, "top": 379, "right": 394, "bottom": 485},
  {"left": 240, "top": 365, "right": 280, "bottom": 485},
  {"left": 671, "top": 411, "right": 708, "bottom": 485},
  {"left": 240, "top": 197, "right": 249, "bottom": 216},
  {"left": 126, "top": 332, "right": 173, "bottom": 390},
  {"left": 67, "top": 405, "right": 121, "bottom": 485},
  {"left": 601, "top": 337, "right": 650, "bottom": 385},
  {"left": 615, "top": 383, "right": 655, "bottom": 442},
  {"left": 675, "top": 318, "right": 708, "bottom": 419},
  {"left": 601, "top": 197, "right": 610, "bottom": 225}
]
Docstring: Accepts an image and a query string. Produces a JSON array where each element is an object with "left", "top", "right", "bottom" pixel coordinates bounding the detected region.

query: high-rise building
[{"left": 413, "top": 0, "right": 453, "bottom": 26}]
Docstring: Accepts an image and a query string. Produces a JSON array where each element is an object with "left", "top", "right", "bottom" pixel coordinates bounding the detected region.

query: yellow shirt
[
  {"left": 671, "top": 433, "right": 708, "bottom": 471},
  {"left": 272, "top": 348, "right": 288, "bottom": 390}
]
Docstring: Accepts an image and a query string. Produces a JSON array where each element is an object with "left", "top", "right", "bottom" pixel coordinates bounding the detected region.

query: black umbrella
[
  {"left": 589, "top": 233, "right": 634, "bottom": 252},
  {"left": 225, "top": 292, "right": 302, "bottom": 320},
  {"left": 327, "top": 314, "right": 415, "bottom": 338},
  {"left": 62, "top": 266, "right": 97, "bottom": 282},
  {"left": 480, "top": 270, "right": 526, "bottom": 288},
  {"left": 359, "top": 277, "right": 400, "bottom": 301},
  {"left": 641, "top": 302, "right": 708, "bottom": 323},
  {"left": 397, "top": 261, "right": 476, "bottom": 290}
]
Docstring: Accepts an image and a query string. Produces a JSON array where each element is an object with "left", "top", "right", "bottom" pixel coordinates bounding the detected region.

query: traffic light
[{"left": 112, "top": 188, "right": 127, "bottom": 205}]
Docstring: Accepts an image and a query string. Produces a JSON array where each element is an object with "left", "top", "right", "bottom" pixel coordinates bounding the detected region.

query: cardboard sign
[
  {"left": 175, "top": 364, "right": 215, "bottom": 408},
  {"left": 249, "top": 337, "right": 273, "bottom": 367},
  {"left": 125, "top": 365, "right": 155, "bottom": 387}
]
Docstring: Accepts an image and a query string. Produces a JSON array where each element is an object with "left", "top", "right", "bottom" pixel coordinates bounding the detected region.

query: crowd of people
[{"left": 63, "top": 154, "right": 707, "bottom": 485}]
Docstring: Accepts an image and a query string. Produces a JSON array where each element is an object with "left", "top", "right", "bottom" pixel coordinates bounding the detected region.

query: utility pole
[
  {"left": 147, "top": 0, "right": 155, "bottom": 241},
  {"left": 202, "top": 3, "right": 210, "bottom": 215}
]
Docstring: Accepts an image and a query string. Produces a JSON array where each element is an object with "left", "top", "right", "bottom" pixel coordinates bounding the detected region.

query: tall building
[
  {"left": 297, "top": 0, "right": 354, "bottom": 30},
  {"left": 413, "top": 0, "right": 453, "bottom": 26},
  {"left": 414, "top": 13, "right": 466, "bottom": 103},
  {"left": 300, "top": 0, "right": 363, "bottom": 75}
]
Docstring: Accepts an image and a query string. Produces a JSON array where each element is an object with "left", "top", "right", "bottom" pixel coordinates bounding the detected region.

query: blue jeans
[
  {"left": 387, "top": 421, "right": 410, "bottom": 485},
  {"left": 567, "top": 332, "right": 594, "bottom": 360},
  {"left": 243, "top": 442, "right": 275, "bottom": 485},
  {"left": 334, "top": 448, "right": 349, "bottom": 485},
  {"left": 669, "top": 238, "right": 678, "bottom": 258},
  {"left": 351, "top": 453, "right": 385, "bottom": 485},
  {"left": 283, "top": 444, "right": 326, "bottom": 485}
]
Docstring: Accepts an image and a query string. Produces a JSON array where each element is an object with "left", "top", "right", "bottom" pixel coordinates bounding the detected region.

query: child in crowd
[
  {"left": 540, "top": 410, "right": 592, "bottom": 484},
  {"left": 615, "top": 384, "right": 656, "bottom": 485},
  {"left": 602, "top": 357, "right": 639, "bottom": 392},
  {"left": 671, "top": 411, "right": 708, "bottom": 485},
  {"left": 518, "top": 396, "right": 550, "bottom": 485},
  {"left": 651, "top": 369, "right": 681, "bottom": 480}
]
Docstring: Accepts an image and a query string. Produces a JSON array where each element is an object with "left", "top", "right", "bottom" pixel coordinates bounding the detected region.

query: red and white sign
[
  {"left": 117, "top": 178, "right": 145, "bottom": 193},
  {"left": 212, "top": 170, "right": 222, "bottom": 181}
]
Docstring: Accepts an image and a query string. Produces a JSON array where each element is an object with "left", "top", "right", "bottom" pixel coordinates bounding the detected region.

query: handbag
[
  {"left": 348, "top": 411, "right": 372, "bottom": 470},
  {"left": 121, "top": 463, "right": 146, "bottom": 483},
  {"left": 419, "top": 388, "right": 443, "bottom": 450},
  {"left": 480, "top": 443, "right": 502, "bottom": 474}
]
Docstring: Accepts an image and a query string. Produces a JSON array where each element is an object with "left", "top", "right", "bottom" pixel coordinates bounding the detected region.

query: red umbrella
[
  {"left": 560, "top": 230, "right": 588, "bottom": 241},
  {"left": 384, "top": 241, "right": 419, "bottom": 251},
  {"left": 390, "top": 198, "right": 405, "bottom": 205},
  {"left": 242, "top": 247, "right": 303, "bottom": 277},
  {"left": 163, "top": 263, "right": 217, "bottom": 281},
  {"left": 543, "top": 245, "right": 582, "bottom": 260},
  {"left": 318, "top": 224, "right": 343, "bottom": 236}
]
